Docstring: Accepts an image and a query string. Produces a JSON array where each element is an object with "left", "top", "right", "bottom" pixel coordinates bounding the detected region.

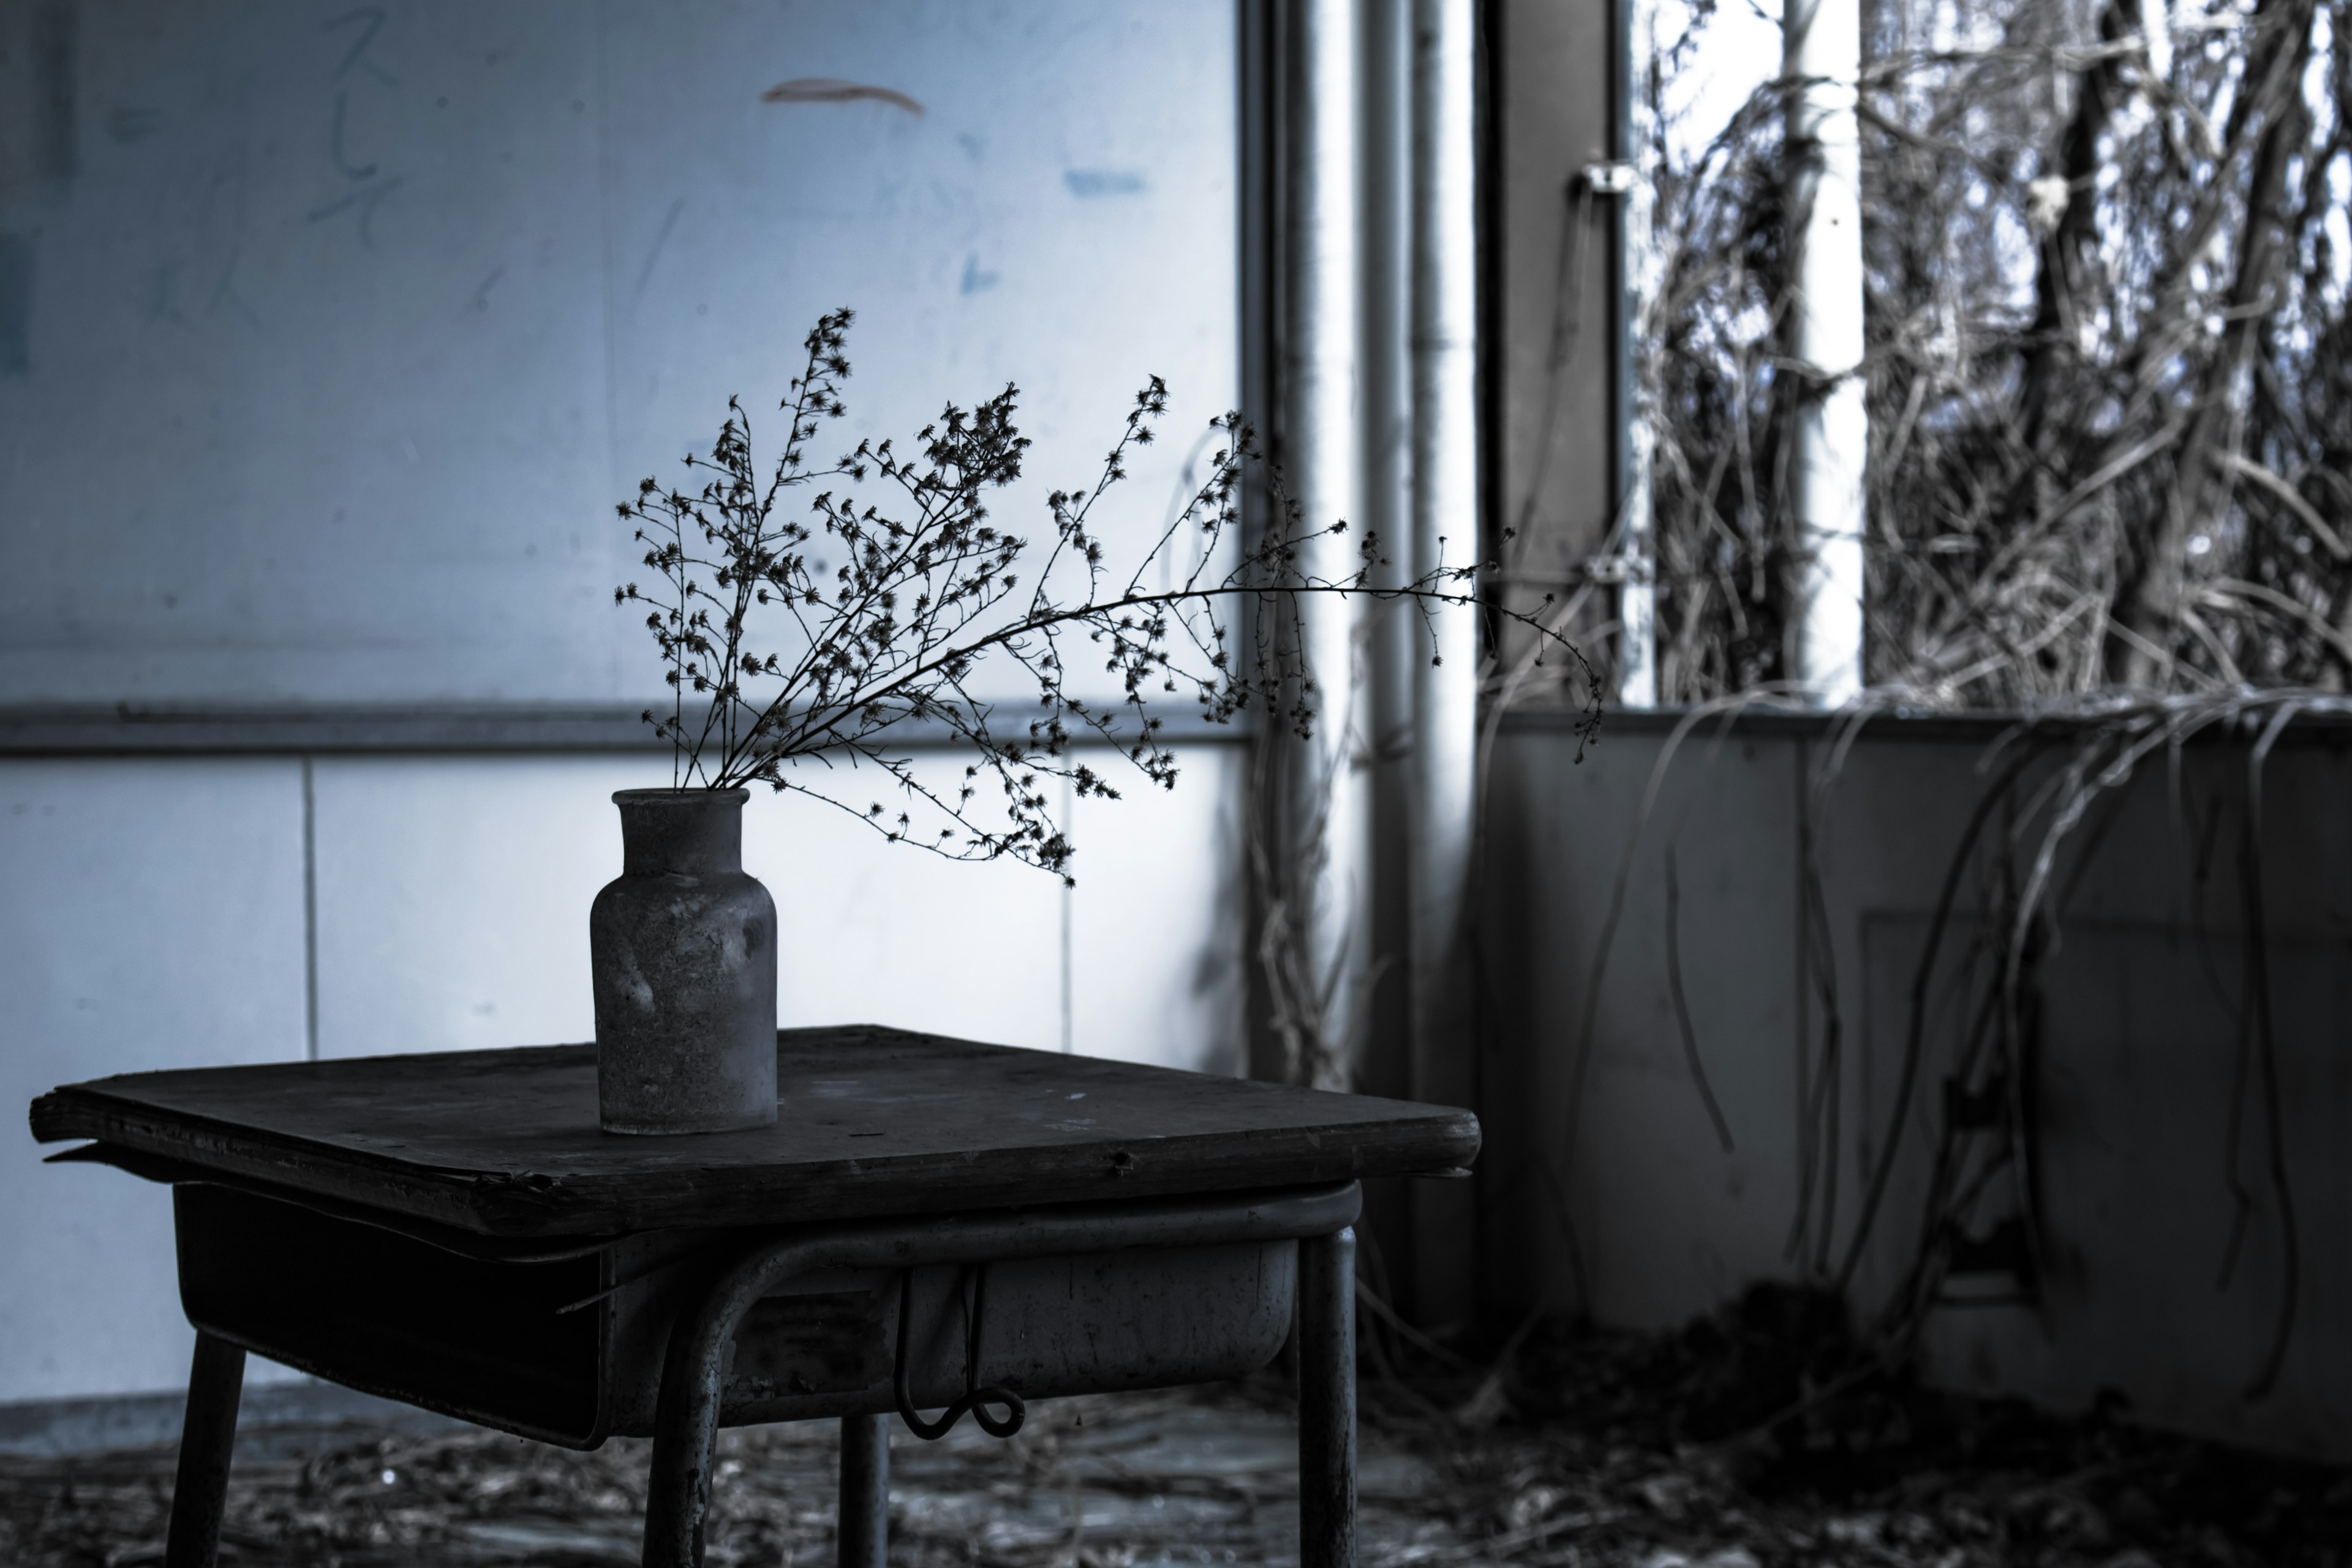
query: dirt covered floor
[{"left": 6, "top": 1289, "right": 2349, "bottom": 1567}]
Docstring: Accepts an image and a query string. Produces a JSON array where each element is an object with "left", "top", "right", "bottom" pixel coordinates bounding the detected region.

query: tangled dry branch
[{"left": 1642, "top": 0, "right": 2352, "bottom": 706}]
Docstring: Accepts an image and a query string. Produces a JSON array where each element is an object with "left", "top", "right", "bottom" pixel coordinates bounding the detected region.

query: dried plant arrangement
[
  {"left": 616, "top": 309, "right": 1599, "bottom": 880},
  {"left": 1623, "top": 0, "right": 2352, "bottom": 706}
]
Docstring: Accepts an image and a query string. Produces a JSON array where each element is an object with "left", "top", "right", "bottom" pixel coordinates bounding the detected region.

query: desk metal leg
[
  {"left": 164, "top": 1332, "right": 246, "bottom": 1568},
  {"left": 642, "top": 1188, "right": 1362, "bottom": 1568},
  {"left": 837, "top": 1412, "right": 890, "bottom": 1567},
  {"left": 1298, "top": 1226, "right": 1357, "bottom": 1568}
]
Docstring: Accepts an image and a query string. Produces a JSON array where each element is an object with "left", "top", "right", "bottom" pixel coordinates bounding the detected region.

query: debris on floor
[
  {"left": 1429, "top": 1284, "right": 2352, "bottom": 1568},
  {"left": 5, "top": 1287, "right": 2349, "bottom": 1566},
  {"left": 0, "top": 1384, "right": 1428, "bottom": 1567}
]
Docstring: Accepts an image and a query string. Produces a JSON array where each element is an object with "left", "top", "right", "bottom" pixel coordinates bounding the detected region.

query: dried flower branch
[{"left": 619, "top": 309, "right": 1597, "bottom": 878}]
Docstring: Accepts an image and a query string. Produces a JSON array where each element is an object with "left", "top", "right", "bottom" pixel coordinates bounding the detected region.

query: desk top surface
[{"left": 30, "top": 1026, "right": 1479, "bottom": 1237}]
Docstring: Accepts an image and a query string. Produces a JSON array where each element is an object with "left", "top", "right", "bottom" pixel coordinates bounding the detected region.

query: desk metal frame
[{"left": 160, "top": 1183, "right": 1363, "bottom": 1568}]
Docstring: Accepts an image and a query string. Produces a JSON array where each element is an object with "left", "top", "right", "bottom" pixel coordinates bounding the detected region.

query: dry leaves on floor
[{"left": 7, "top": 1291, "right": 2352, "bottom": 1567}]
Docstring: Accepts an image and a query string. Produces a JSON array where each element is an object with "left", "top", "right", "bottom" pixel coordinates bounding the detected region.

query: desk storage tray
[{"left": 175, "top": 1185, "right": 1295, "bottom": 1448}]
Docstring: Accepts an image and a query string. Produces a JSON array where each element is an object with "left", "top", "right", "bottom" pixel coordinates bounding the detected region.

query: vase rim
[{"left": 612, "top": 786, "right": 751, "bottom": 806}]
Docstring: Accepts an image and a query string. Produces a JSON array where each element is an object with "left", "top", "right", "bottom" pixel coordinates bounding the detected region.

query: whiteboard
[{"left": 0, "top": 1, "right": 1239, "bottom": 707}]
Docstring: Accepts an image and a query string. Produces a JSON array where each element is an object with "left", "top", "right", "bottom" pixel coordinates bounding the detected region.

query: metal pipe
[
  {"left": 1360, "top": 0, "right": 1411, "bottom": 621},
  {"left": 1406, "top": 0, "right": 1480, "bottom": 1325},
  {"left": 163, "top": 1332, "right": 246, "bottom": 1568},
  {"left": 1362, "top": 0, "right": 1414, "bottom": 1115},
  {"left": 1785, "top": 0, "right": 1869, "bottom": 704},
  {"left": 835, "top": 1414, "right": 889, "bottom": 1568},
  {"left": 1283, "top": 0, "right": 1368, "bottom": 1090},
  {"left": 643, "top": 1183, "right": 1363, "bottom": 1567},
  {"left": 1298, "top": 1224, "right": 1359, "bottom": 1568},
  {"left": 1616, "top": 0, "right": 1660, "bottom": 707}
]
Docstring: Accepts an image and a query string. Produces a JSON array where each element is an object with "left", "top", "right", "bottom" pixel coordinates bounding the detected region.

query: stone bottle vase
[{"left": 590, "top": 788, "right": 778, "bottom": 1134}]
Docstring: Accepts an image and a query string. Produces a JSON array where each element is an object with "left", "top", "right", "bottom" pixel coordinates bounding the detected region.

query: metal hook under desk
[{"left": 893, "top": 1262, "right": 1025, "bottom": 1440}]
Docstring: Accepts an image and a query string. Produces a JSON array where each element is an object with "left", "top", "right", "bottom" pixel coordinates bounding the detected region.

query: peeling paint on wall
[{"left": 761, "top": 77, "right": 924, "bottom": 115}]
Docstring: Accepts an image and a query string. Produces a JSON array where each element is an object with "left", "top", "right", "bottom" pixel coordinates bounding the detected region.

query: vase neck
[{"left": 613, "top": 789, "right": 747, "bottom": 875}]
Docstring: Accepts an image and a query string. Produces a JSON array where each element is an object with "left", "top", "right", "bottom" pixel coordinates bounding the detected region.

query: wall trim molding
[
  {"left": 0, "top": 704, "right": 1257, "bottom": 758},
  {"left": 1498, "top": 701, "right": 2352, "bottom": 748}
]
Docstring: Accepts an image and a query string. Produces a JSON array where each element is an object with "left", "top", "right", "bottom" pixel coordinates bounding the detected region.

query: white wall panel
[
  {"left": 1068, "top": 742, "right": 1248, "bottom": 1075},
  {"left": 312, "top": 753, "right": 1069, "bottom": 1059},
  {"left": 1480, "top": 728, "right": 1803, "bottom": 1325},
  {"left": 743, "top": 756, "right": 1063, "bottom": 1052},
  {"left": 309, "top": 754, "right": 624, "bottom": 1058},
  {"left": 1485, "top": 722, "right": 2352, "bottom": 1461},
  {"left": 0, "top": 760, "right": 307, "bottom": 1401},
  {"left": 308, "top": 750, "right": 1257, "bottom": 1066}
]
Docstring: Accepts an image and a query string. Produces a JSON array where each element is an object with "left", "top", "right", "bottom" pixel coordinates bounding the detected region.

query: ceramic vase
[{"left": 590, "top": 788, "right": 778, "bottom": 1134}]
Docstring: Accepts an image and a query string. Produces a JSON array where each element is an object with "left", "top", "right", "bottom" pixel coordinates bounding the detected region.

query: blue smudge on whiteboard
[{"left": 1063, "top": 170, "right": 1145, "bottom": 198}]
